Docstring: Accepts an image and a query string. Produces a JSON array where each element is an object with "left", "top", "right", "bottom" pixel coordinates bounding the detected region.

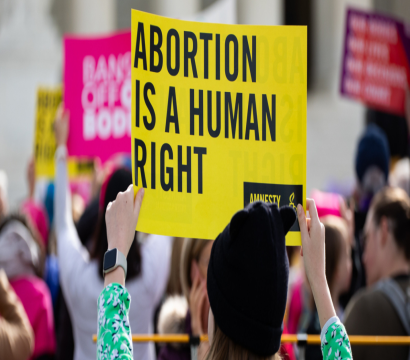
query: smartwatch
[{"left": 103, "top": 248, "right": 127, "bottom": 278}]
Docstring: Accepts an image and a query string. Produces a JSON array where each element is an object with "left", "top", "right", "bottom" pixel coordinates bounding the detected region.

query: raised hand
[
  {"left": 54, "top": 104, "right": 69, "bottom": 147},
  {"left": 104, "top": 185, "right": 144, "bottom": 287},
  {"left": 297, "top": 199, "right": 336, "bottom": 328},
  {"left": 105, "top": 185, "right": 144, "bottom": 257}
]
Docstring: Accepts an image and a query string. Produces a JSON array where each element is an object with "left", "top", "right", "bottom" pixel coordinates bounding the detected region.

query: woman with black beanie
[{"left": 97, "top": 184, "right": 353, "bottom": 360}]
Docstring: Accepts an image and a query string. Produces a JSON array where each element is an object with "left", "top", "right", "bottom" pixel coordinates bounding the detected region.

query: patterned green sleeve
[
  {"left": 321, "top": 316, "right": 352, "bottom": 360},
  {"left": 97, "top": 283, "right": 133, "bottom": 360}
]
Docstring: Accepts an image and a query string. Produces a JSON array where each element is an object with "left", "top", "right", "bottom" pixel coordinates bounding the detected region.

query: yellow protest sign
[
  {"left": 131, "top": 10, "right": 306, "bottom": 244},
  {"left": 34, "top": 87, "right": 94, "bottom": 180}
]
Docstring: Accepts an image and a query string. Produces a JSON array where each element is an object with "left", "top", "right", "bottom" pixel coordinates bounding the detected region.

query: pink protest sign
[{"left": 64, "top": 31, "right": 131, "bottom": 162}]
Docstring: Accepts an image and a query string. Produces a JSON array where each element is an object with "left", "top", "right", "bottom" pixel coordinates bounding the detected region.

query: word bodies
[{"left": 64, "top": 31, "right": 132, "bottom": 162}]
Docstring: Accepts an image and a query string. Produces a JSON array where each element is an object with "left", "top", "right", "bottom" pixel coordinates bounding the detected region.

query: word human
[{"left": 136, "top": 82, "right": 277, "bottom": 141}]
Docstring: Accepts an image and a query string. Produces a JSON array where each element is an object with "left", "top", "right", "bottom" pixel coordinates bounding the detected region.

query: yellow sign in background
[
  {"left": 34, "top": 87, "right": 94, "bottom": 180},
  {"left": 131, "top": 10, "right": 306, "bottom": 244}
]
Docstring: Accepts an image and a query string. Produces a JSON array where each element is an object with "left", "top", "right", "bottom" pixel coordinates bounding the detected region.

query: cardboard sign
[
  {"left": 131, "top": 10, "right": 307, "bottom": 244},
  {"left": 64, "top": 31, "right": 132, "bottom": 162},
  {"left": 34, "top": 87, "right": 94, "bottom": 180},
  {"left": 340, "top": 8, "right": 410, "bottom": 116}
]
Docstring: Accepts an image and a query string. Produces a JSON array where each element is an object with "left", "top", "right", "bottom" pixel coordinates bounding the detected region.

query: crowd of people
[{"left": 1, "top": 95, "right": 410, "bottom": 360}]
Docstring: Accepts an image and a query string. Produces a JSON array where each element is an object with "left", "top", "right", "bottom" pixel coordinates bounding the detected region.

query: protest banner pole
[{"left": 92, "top": 334, "right": 410, "bottom": 345}]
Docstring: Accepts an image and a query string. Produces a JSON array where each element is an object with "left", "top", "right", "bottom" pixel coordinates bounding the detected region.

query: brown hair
[
  {"left": 0, "top": 213, "right": 46, "bottom": 278},
  {"left": 90, "top": 168, "right": 141, "bottom": 281},
  {"left": 166, "top": 237, "right": 185, "bottom": 295},
  {"left": 322, "top": 216, "right": 349, "bottom": 290},
  {"left": 180, "top": 238, "right": 210, "bottom": 300},
  {"left": 370, "top": 187, "right": 410, "bottom": 259},
  {"left": 205, "top": 321, "right": 281, "bottom": 360}
]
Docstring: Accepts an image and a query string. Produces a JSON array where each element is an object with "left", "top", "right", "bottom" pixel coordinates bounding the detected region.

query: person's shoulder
[
  {"left": 347, "top": 285, "right": 391, "bottom": 312},
  {"left": 344, "top": 283, "right": 398, "bottom": 332}
]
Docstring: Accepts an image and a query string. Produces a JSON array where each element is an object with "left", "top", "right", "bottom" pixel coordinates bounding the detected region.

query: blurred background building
[{"left": 0, "top": 0, "right": 409, "bottom": 206}]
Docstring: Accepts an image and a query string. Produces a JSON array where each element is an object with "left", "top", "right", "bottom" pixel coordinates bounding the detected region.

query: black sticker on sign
[{"left": 244, "top": 182, "right": 303, "bottom": 232}]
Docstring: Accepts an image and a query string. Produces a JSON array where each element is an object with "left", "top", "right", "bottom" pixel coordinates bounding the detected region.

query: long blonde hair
[
  {"left": 205, "top": 322, "right": 281, "bottom": 360},
  {"left": 180, "top": 238, "right": 210, "bottom": 300}
]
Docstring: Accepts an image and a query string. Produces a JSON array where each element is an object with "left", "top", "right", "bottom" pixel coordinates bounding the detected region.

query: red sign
[{"left": 340, "top": 8, "right": 410, "bottom": 116}]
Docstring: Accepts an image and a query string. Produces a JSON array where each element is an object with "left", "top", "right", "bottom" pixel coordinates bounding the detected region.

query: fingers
[
  {"left": 134, "top": 187, "right": 145, "bottom": 218},
  {"left": 306, "top": 218, "right": 311, "bottom": 232},
  {"left": 297, "top": 204, "right": 309, "bottom": 244},
  {"left": 306, "top": 198, "right": 320, "bottom": 224}
]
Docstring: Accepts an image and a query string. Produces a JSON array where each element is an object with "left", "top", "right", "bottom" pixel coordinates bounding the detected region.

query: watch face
[{"left": 103, "top": 249, "right": 117, "bottom": 271}]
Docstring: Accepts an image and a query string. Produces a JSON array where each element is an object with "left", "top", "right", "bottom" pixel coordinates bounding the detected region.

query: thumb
[
  {"left": 133, "top": 187, "right": 145, "bottom": 219},
  {"left": 297, "top": 204, "right": 309, "bottom": 246}
]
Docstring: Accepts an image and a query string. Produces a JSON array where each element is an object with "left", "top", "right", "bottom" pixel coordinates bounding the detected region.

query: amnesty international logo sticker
[
  {"left": 289, "top": 193, "right": 297, "bottom": 211},
  {"left": 244, "top": 182, "right": 303, "bottom": 232}
]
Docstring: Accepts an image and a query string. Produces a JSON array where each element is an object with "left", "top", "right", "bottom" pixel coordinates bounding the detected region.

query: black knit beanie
[{"left": 207, "top": 201, "right": 296, "bottom": 356}]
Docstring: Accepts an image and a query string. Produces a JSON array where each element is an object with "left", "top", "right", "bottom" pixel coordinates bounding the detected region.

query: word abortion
[{"left": 134, "top": 23, "right": 257, "bottom": 82}]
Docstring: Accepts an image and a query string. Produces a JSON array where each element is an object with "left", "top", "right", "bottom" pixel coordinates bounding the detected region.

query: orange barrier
[{"left": 92, "top": 334, "right": 410, "bottom": 345}]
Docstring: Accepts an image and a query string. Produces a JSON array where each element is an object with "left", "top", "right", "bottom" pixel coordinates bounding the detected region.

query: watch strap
[{"left": 104, "top": 249, "right": 127, "bottom": 279}]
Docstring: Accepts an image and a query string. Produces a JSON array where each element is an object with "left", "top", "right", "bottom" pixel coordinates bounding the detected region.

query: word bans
[
  {"left": 83, "top": 108, "right": 131, "bottom": 140},
  {"left": 83, "top": 53, "right": 131, "bottom": 84},
  {"left": 134, "top": 139, "right": 207, "bottom": 194}
]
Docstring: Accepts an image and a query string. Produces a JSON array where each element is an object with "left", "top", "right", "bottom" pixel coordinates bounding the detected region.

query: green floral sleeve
[
  {"left": 97, "top": 283, "right": 133, "bottom": 360},
  {"left": 321, "top": 316, "right": 352, "bottom": 360}
]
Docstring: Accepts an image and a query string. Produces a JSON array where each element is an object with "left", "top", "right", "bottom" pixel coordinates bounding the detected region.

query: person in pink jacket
[{"left": 0, "top": 215, "right": 56, "bottom": 360}]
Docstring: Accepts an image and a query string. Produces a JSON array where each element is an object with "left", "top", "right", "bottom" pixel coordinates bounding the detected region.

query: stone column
[
  {"left": 312, "top": 0, "right": 373, "bottom": 93},
  {"left": 151, "top": 0, "right": 201, "bottom": 18},
  {"left": 70, "top": 0, "right": 116, "bottom": 34},
  {"left": 237, "top": 0, "right": 283, "bottom": 25},
  {"left": 0, "top": 0, "right": 61, "bottom": 206}
]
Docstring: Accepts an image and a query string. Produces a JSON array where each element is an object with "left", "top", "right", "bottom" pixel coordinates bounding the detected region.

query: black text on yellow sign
[
  {"left": 132, "top": 10, "right": 307, "bottom": 244},
  {"left": 34, "top": 87, "right": 94, "bottom": 180}
]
